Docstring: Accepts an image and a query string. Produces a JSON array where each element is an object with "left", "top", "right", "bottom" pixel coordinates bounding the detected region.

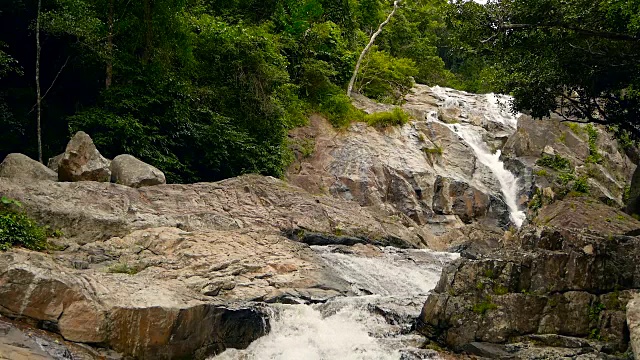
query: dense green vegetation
[
  {"left": 449, "top": 0, "right": 640, "bottom": 140},
  {"left": 0, "top": 196, "right": 48, "bottom": 251},
  {"left": 0, "top": 0, "right": 462, "bottom": 183},
  {"left": 1, "top": 0, "right": 638, "bottom": 183}
]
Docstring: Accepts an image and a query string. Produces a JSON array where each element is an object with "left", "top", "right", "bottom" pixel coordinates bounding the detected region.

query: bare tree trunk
[
  {"left": 347, "top": 0, "right": 400, "bottom": 98},
  {"left": 105, "top": 0, "right": 114, "bottom": 88},
  {"left": 35, "top": 0, "right": 43, "bottom": 163},
  {"left": 142, "top": 0, "right": 153, "bottom": 63}
]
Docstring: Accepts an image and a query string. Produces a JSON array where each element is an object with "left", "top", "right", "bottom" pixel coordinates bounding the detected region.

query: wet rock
[
  {"left": 0, "top": 153, "right": 57, "bottom": 181},
  {"left": 58, "top": 131, "right": 111, "bottom": 182},
  {"left": 110, "top": 154, "right": 166, "bottom": 188}
]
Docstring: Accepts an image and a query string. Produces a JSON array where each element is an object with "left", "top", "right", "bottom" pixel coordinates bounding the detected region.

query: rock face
[
  {"left": 0, "top": 250, "right": 268, "bottom": 359},
  {"left": 287, "top": 87, "right": 518, "bottom": 245},
  {"left": 628, "top": 165, "right": 640, "bottom": 215},
  {"left": 287, "top": 87, "right": 637, "bottom": 245},
  {"left": 0, "top": 153, "right": 57, "bottom": 181},
  {"left": 628, "top": 294, "right": 640, "bottom": 358},
  {"left": 504, "top": 114, "right": 636, "bottom": 207},
  {"left": 46, "top": 153, "right": 63, "bottom": 172},
  {"left": 0, "top": 174, "right": 427, "bottom": 247},
  {"left": 0, "top": 174, "right": 432, "bottom": 358},
  {"left": 418, "top": 222, "right": 640, "bottom": 357},
  {"left": 110, "top": 154, "right": 166, "bottom": 188},
  {"left": 58, "top": 131, "right": 111, "bottom": 182}
]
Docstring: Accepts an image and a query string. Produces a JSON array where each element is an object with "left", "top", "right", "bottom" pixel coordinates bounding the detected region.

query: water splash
[
  {"left": 429, "top": 86, "right": 526, "bottom": 227},
  {"left": 212, "top": 248, "right": 457, "bottom": 360}
]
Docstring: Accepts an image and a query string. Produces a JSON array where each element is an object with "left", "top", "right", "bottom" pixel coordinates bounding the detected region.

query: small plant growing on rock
[
  {"left": 423, "top": 146, "right": 443, "bottom": 156},
  {"left": 365, "top": 108, "right": 410, "bottom": 128},
  {"left": 536, "top": 154, "right": 572, "bottom": 172},
  {"left": 472, "top": 297, "right": 498, "bottom": 315},
  {"left": 0, "top": 197, "right": 48, "bottom": 251},
  {"left": 107, "top": 262, "right": 140, "bottom": 275},
  {"left": 585, "top": 124, "right": 603, "bottom": 164},
  {"left": 572, "top": 176, "right": 590, "bottom": 194},
  {"left": 493, "top": 285, "right": 508, "bottom": 295}
]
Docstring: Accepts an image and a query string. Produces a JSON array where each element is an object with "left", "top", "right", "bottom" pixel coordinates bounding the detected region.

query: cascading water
[
  {"left": 429, "top": 86, "right": 526, "bottom": 227},
  {"left": 212, "top": 247, "right": 458, "bottom": 360}
]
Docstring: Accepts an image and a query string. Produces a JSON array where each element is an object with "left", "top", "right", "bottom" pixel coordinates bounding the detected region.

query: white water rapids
[
  {"left": 212, "top": 86, "right": 525, "bottom": 359},
  {"left": 429, "top": 86, "right": 526, "bottom": 227},
  {"left": 213, "top": 247, "right": 458, "bottom": 360}
]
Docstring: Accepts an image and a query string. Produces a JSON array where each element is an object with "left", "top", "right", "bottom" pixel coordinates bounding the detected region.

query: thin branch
[
  {"left": 28, "top": 56, "right": 70, "bottom": 115},
  {"left": 347, "top": 0, "right": 401, "bottom": 97},
  {"left": 499, "top": 23, "right": 639, "bottom": 42}
]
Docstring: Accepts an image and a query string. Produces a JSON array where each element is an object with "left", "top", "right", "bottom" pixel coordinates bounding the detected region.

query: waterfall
[
  {"left": 212, "top": 247, "right": 458, "bottom": 360},
  {"left": 429, "top": 86, "right": 526, "bottom": 227}
]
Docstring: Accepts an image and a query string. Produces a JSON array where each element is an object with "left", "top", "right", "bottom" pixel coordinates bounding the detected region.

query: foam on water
[
  {"left": 429, "top": 86, "right": 526, "bottom": 227},
  {"left": 212, "top": 248, "right": 458, "bottom": 360}
]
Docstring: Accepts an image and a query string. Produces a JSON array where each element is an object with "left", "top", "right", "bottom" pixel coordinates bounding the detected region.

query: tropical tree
[{"left": 450, "top": 0, "right": 640, "bottom": 139}]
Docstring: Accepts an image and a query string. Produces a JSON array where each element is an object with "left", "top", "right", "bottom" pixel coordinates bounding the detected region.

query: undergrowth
[{"left": 0, "top": 196, "right": 48, "bottom": 251}]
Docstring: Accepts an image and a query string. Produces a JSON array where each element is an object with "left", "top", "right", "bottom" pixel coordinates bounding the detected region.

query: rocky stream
[{"left": 1, "top": 85, "right": 639, "bottom": 360}]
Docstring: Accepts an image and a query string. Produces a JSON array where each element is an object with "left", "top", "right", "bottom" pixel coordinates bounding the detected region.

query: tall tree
[
  {"left": 347, "top": 0, "right": 401, "bottom": 97},
  {"left": 450, "top": 0, "right": 640, "bottom": 139},
  {"left": 35, "top": 0, "right": 42, "bottom": 163}
]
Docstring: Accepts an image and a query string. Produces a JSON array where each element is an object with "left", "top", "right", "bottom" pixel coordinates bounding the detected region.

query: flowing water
[
  {"left": 213, "top": 247, "right": 458, "bottom": 360},
  {"left": 429, "top": 86, "right": 526, "bottom": 227},
  {"left": 213, "top": 86, "right": 525, "bottom": 359}
]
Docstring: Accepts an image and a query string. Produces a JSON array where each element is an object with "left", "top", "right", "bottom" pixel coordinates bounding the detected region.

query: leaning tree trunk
[
  {"left": 346, "top": 0, "right": 401, "bottom": 98},
  {"left": 35, "top": 0, "right": 43, "bottom": 163}
]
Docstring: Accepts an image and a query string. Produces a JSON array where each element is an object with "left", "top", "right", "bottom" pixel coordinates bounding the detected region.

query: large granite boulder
[
  {"left": 0, "top": 174, "right": 428, "bottom": 248},
  {"left": 0, "top": 250, "right": 268, "bottom": 359},
  {"left": 111, "top": 154, "right": 166, "bottom": 188},
  {"left": 418, "top": 224, "right": 640, "bottom": 357},
  {"left": 0, "top": 153, "right": 57, "bottom": 181},
  {"left": 58, "top": 131, "right": 111, "bottom": 182}
]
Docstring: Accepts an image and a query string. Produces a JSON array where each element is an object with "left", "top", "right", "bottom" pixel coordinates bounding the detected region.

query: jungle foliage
[{"left": 0, "top": 0, "right": 468, "bottom": 183}]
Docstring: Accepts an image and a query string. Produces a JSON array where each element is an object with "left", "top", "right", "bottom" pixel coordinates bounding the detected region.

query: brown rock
[{"left": 58, "top": 131, "right": 111, "bottom": 182}]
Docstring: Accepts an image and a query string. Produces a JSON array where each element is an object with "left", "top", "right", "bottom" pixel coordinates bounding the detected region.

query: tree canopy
[
  {"left": 449, "top": 0, "right": 640, "bottom": 139},
  {"left": 0, "top": 0, "right": 462, "bottom": 183}
]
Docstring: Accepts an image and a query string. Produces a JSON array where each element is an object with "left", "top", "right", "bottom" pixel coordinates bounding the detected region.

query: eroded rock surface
[
  {"left": 0, "top": 174, "right": 431, "bottom": 359},
  {"left": 58, "top": 131, "right": 111, "bottom": 182},
  {"left": 0, "top": 174, "right": 427, "bottom": 247}
]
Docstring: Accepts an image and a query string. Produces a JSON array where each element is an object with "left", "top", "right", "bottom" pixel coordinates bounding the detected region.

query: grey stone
[
  {"left": 0, "top": 153, "right": 57, "bottom": 181},
  {"left": 110, "top": 154, "right": 166, "bottom": 188}
]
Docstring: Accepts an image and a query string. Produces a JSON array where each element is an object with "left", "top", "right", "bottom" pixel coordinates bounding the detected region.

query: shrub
[
  {"left": 534, "top": 169, "right": 548, "bottom": 177},
  {"left": 572, "top": 176, "right": 590, "bottom": 194},
  {"left": 585, "top": 124, "right": 603, "bottom": 164},
  {"left": 319, "top": 93, "right": 363, "bottom": 128},
  {"left": 0, "top": 197, "right": 48, "bottom": 251},
  {"left": 356, "top": 48, "right": 417, "bottom": 104},
  {"left": 536, "top": 154, "right": 572, "bottom": 172},
  {"left": 365, "top": 108, "right": 410, "bottom": 128}
]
